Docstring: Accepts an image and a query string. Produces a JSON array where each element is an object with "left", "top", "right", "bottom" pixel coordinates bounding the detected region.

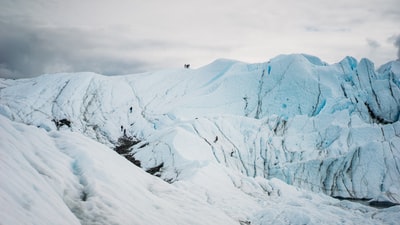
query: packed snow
[{"left": 1, "top": 54, "right": 400, "bottom": 224}]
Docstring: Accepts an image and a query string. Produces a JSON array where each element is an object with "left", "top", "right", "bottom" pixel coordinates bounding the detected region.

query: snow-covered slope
[
  {"left": 1, "top": 54, "right": 400, "bottom": 224},
  {"left": 0, "top": 115, "right": 239, "bottom": 225},
  {"left": 1, "top": 114, "right": 400, "bottom": 225}
]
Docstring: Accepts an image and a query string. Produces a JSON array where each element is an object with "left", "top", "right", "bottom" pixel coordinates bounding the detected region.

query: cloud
[
  {"left": 393, "top": 35, "right": 400, "bottom": 59},
  {"left": 366, "top": 38, "right": 380, "bottom": 49},
  {"left": 0, "top": 21, "right": 158, "bottom": 78},
  {"left": 0, "top": 17, "right": 235, "bottom": 79},
  {"left": 1, "top": 0, "right": 399, "bottom": 78},
  {"left": 305, "top": 26, "right": 321, "bottom": 32},
  {"left": 0, "top": 22, "right": 225, "bottom": 79},
  {"left": 0, "top": 64, "right": 22, "bottom": 79}
]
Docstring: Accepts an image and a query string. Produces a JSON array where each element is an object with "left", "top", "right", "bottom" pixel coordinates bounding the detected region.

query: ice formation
[{"left": 1, "top": 54, "right": 400, "bottom": 224}]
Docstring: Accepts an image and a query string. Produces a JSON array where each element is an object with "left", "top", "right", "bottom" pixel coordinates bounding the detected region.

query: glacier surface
[{"left": 1, "top": 54, "right": 400, "bottom": 224}]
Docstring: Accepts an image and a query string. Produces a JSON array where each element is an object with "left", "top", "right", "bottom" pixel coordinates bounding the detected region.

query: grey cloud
[
  {"left": 366, "top": 38, "right": 380, "bottom": 49},
  {"left": 0, "top": 64, "right": 22, "bottom": 79},
  {"left": 0, "top": 18, "right": 234, "bottom": 79},
  {"left": 394, "top": 35, "right": 400, "bottom": 60},
  {"left": 0, "top": 21, "right": 156, "bottom": 78},
  {"left": 388, "top": 34, "right": 400, "bottom": 60},
  {"left": 305, "top": 26, "right": 321, "bottom": 32}
]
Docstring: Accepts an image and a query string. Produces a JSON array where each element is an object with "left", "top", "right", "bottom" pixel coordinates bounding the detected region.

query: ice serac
[
  {"left": 1, "top": 54, "right": 400, "bottom": 208},
  {"left": 264, "top": 58, "right": 400, "bottom": 202}
]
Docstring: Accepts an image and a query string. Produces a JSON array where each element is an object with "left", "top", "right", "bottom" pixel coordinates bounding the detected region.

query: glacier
[{"left": 1, "top": 54, "right": 400, "bottom": 224}]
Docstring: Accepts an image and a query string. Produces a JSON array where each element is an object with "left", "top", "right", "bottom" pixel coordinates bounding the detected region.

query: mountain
[{"left": 1, "top": 54, "right": 400, "bottom": 224}]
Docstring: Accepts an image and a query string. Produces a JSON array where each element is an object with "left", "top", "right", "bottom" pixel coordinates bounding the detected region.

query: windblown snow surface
[{"left": 1, "top": 54, "right": 400, "bottom": 224}]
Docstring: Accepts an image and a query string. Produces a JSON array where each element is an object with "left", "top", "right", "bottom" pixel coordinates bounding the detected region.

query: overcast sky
[{"left": 0, "top": 0, "right": 399, "bottom": 78}]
